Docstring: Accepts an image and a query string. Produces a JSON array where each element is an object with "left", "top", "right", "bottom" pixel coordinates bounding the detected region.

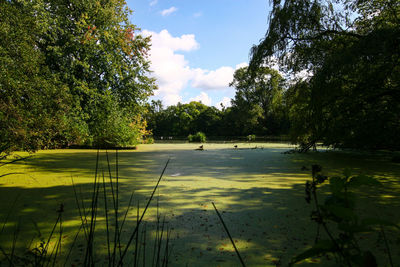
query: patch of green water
[{"left": 0, "top": 144, "right": 399, "bottom": 266}]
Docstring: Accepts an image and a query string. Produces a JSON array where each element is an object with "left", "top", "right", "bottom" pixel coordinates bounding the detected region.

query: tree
[
  {"left": 34, "top": 0, "right": 157, "bottom": 147},
  {"left": 146, "top": 101, "right": 224, "bottom": 137},
  {"left": 0, "top": 0, "right": 156, "bottom": 153},
  {"left": 250, "top": 0, "right": 400, "bottom": 150},
  {"left": 194, "top": 105, "right": 222, "bottom": 136},
  {"left": 229, "top": 66, "right": 288, "bottom": 135},
  {"left": 0, "top": 1, "right": 71, "bottom": 154}
]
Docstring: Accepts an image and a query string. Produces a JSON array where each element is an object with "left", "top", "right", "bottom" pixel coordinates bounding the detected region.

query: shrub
[
  {"left": 142, "top": 136, "right": 154, "bottom": 144},
  {"left": 247, "top": 134, "right": 256, "bottom": 141},
  {"left": 188, "top": 132, "right": 206, "bottom": 142}
]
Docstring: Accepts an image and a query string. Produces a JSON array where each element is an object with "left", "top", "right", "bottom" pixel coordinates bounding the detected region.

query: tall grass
[{"left": 0, "top": 149, "right": 172, "bottom": 266}]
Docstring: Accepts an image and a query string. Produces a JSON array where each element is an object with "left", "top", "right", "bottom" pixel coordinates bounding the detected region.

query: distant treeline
[
  {"left": 148, "top": 0, "right": 400, "bottom": 151},
  {"left": 151, "top": 135, "right": 290, "bottom": 142},
  {"left": 145, "top": 84, "right": 289, "bottom": 139}
]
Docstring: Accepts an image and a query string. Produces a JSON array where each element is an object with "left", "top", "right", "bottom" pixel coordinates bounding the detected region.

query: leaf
[
  {"left": 324, "top": 204, "right": 356, "bottom": 221},
  {"left": 329, "top": 176, "right": 344, "bottom": 195},
  {"left": 316, "top": 174, "right": 328, "bottom": 184},
  {"left": 312, "top": 164, "right": 322, "bottom": 177},
  {"left": 343, "top": 168, "right": 352, "bottom": 178},
  {"left": 329, "top": 3, "right": 334, "bottom": 13},
  {"left": 348, "top": 175, "right": 381, "bottom": 188},
  {"left": 324, "top": 195, "right": 343, "bottom": 205},
  {"left": 290, "top": 240, "right": 336, "bottom": 266}
]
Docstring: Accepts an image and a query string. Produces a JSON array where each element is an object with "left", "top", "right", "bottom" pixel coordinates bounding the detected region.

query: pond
[{"left": 1, "top": 143, "right": 399, "bottom": 266}]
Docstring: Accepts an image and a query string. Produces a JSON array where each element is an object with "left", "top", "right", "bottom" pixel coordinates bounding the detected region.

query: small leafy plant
[
  {"left": 188, "top": 132, "right": 206, "bottom": 142},
  {"left": 291, "top": 165, "right": 399, "bottom": 266},
  {"left": 142, "top": 136, "right": 155, "bottom": 144},
  {"left": 247, "top": 134, "right": 256, "bottom": 141}
]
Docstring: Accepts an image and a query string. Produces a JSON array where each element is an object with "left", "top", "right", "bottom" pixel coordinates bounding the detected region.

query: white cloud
[
  {"left": 193, "top": 12, "right": 202, "bottom": 18},
  {"left": 261, "top": 55, "right": 313, "bottom": 84},
  {"left": 191, "top": 67, "right": 235, "bottom": 90},
  {"left": 142, "top": 30, "right": 197, "bottom": 105},
  {"left": 265, "top": 56, "right": 280, "bottom": 72},
  {"left": 160, "top": 7, "right": 178, "bottom": 16},
  {"left": 147, "top": 29, "right": 199, "bottom": 52},
  {"left": 294, "top": 69, "right": 313, "bottom": 81},
  {"left": 149, "top": 0, "right": 157, "bottom": 6},
  {"left": 215, "top": 97, "right": 232, "bottom": 110},
  {"left": 189, "top": 92, "right": 212, "bottom": 106},
  {"left": 142, "top": 29, "right": 243, "bottom": 106},
  {"left": 190, "top": 62, "right": 247, "bottom": 90},
  {"left": 235, "top": 62, "right": 248, "bottom": 69},
  {"left": 163, "top": 94, "right": 182, "bottom": 106}
]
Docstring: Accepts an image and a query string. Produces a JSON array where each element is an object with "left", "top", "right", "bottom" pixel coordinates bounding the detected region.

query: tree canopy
[
  {"left": 250, "top": 0, "right": 400, "bottom": 150},
  {"left": 229, "top": 66, "right": 288, "bottom": 135},
  {"left": 146, "top": 101, "right": 224, "bottom": 137},
  {"left": 0, "top": 0, "right": 156, "bottom": 154}
]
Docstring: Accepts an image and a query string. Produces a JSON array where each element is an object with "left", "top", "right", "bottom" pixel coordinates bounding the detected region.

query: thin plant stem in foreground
[
  {"left": 117, "top": 159, "right": 170, "bottom": 266},
  {"left": 212, "top": 202, "right": 246, "bottom": 267}
]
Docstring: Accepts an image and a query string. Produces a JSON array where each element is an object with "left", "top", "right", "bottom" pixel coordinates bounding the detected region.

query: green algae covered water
[{"left": 1, "top": 143, "right": 399, "bottom": 266}]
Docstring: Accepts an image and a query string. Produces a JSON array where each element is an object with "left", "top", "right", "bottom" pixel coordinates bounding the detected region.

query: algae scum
[{"left": 1, "top": 143, "right": 400, "bottom": 266}]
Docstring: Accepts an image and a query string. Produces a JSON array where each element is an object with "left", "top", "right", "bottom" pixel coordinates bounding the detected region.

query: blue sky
[{"left": 126, "top": 0, "right": 271, "bottom": 107}]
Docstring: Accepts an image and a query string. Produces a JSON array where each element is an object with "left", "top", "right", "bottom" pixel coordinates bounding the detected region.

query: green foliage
[
  {"left": 0, "top": 1, "right": 72, "bottom": 153},
  {"left": 146, "top": 66, "right": 290, "bottom": 139},
  {"left": 90, "top": 98, "right": 143, "bottom": 147},
  {"left": 188, "top": 132, "right": 206, "bottom": 143},
  {"left": 0, "top": 0, "right": 155, "bottom": 153},
  {"left": 142, "top": 136, "right": 155, "bottom": 144},
  {"left": 229, "top": 66, "right": 289, "bottom": 136},
  {"left": 292, "top": 166, "right": 398, "bottom": 266},
  {"left": 250, "top": 0, "right": 400, "bottom": 150},
  {"left": 147, "top": 101, "right": 224, "bottom": 137},
  {"left": 247, "top": 134, "right": 256, "bottom": 141}
]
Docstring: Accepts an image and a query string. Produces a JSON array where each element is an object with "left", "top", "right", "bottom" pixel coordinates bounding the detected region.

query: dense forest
[{"left": 1, "top": 0, "right": 399, "bottom": 153}]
